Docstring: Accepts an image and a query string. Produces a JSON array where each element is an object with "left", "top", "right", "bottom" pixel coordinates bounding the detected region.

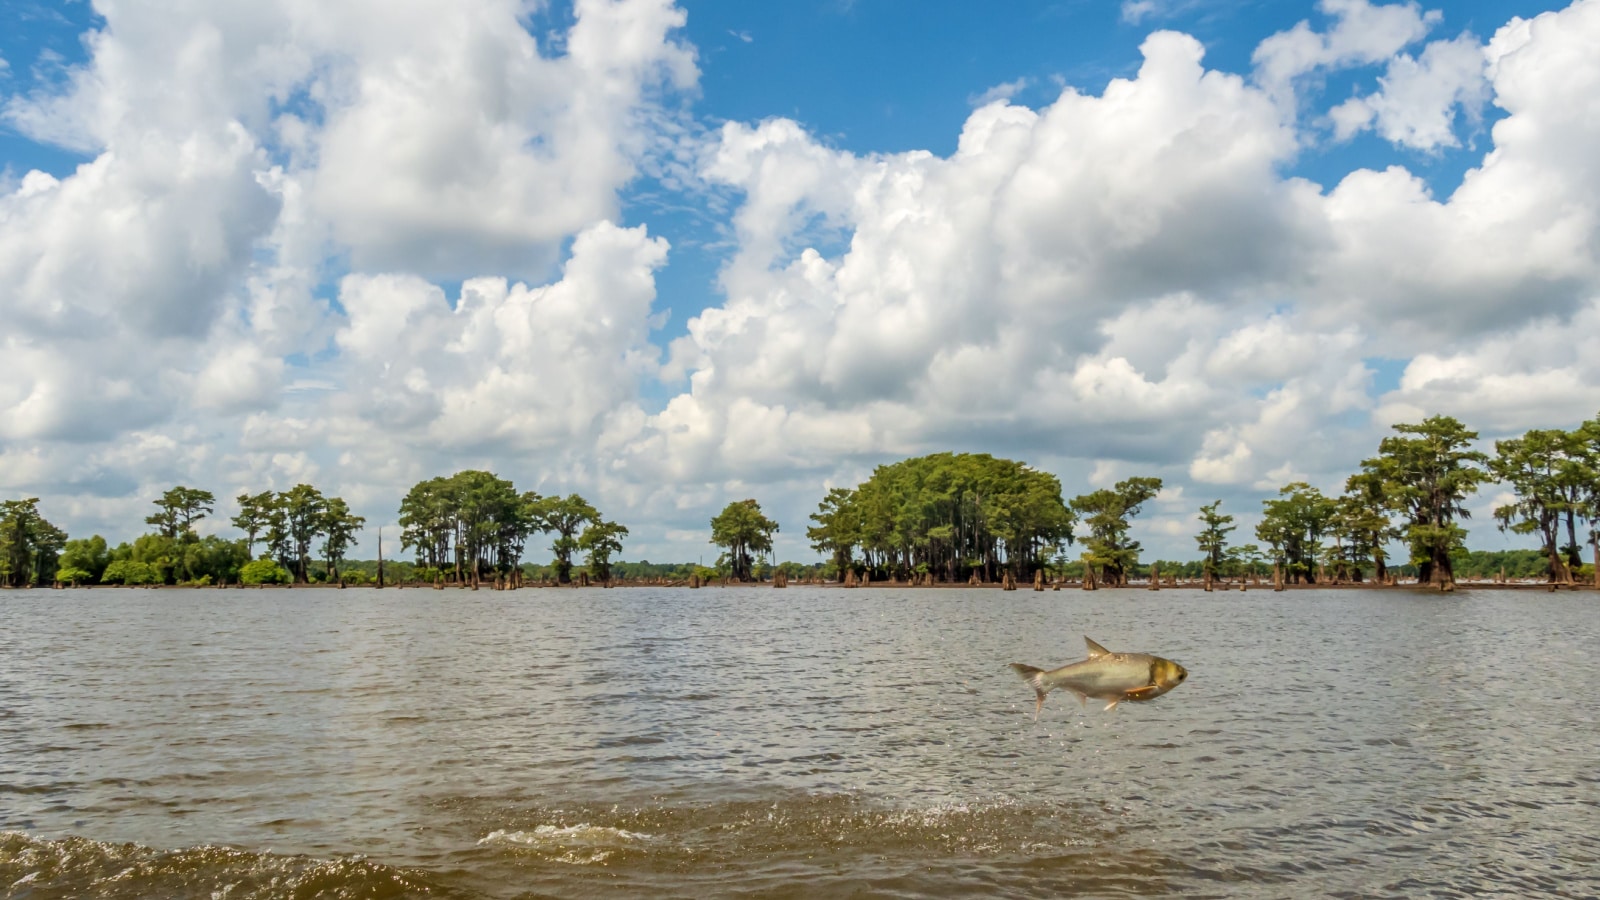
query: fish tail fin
[{"left": 1009, "top": 663, "right": 1049, "bottom": 721}]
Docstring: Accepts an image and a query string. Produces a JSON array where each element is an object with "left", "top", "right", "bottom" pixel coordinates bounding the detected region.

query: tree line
[
  {"left": 802, "top": 453, "right": 1078, "bottom": 584},
  {"left": 396, "top": 470, "right": 626, "bottom": 584},
  {"left": 796, "top": 452, "right": 1164, "bottom": 587},
  {"left": 1186, "top": 415, "right": 1600, "bottom": 590},
  {"left": 39, "top": 485, "right": 366, "bottom": 587},
  {"left": 6, "top": 414, "right": 1600, "bottom": 589},
  {"left": 794, "top": 415, "right": 1600, "bottom": 590},
  {"left": 3, "top": 471, "right": 624, "bottom": 587}
]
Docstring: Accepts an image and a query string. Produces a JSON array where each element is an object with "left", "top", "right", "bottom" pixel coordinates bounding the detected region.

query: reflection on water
[{"left": 2, "top": 586, "right": 1597, "bottom": 898}]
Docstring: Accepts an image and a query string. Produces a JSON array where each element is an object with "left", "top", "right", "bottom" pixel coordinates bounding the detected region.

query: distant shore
[{"left": 10, "top": 579, "right": 1597, "bottom": 592}]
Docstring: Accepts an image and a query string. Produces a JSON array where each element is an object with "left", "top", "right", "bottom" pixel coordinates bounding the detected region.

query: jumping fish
[{"left": 1010, "top": 636, "right": 1187, "bottom": 720}]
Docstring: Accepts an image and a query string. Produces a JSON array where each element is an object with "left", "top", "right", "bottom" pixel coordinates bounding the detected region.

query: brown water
[{"left": 2, "top": 586, "right": 1596, "bottom": 898}]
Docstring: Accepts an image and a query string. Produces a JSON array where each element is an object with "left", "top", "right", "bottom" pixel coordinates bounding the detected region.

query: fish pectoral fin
[
  {"left": 1103, "top": 698, "right": 1120, "bottom": 712},
  {"left": 1123, "top": 685, "right": 1163, "bottom": 700}
]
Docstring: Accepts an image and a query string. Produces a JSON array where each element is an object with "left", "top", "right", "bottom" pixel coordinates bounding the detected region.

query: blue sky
[{"left": 2, "top": 0, "right": 1596, "bottom": 562}]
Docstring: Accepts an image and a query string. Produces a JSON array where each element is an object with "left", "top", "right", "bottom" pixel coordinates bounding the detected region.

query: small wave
[
  {"left": 0, "top": 830, "right": 453, "bottom": 899},
  {"left": 480, "top": 824, "right": 653, "bottom": 846},
  {"left": 479, "top": 824, "right": 653, "bottom": 866}
]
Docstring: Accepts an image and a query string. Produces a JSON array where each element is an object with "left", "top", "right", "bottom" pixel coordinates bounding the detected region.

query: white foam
[
  {"left": 479, "top": 824, "right": 652, "bottom": 847},
  {"left": 480, "top": 825, "right": 653, "bottom": 866}
]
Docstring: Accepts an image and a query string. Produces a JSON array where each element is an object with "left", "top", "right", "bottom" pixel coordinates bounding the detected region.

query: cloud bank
[{"left": 4, "top": 0, "right": 1599, "bottom": 561}]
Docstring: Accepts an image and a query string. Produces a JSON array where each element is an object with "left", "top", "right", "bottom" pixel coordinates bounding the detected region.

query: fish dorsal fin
[{"left": 1084, "top": 636, "right": 1111, "bottom": 658}]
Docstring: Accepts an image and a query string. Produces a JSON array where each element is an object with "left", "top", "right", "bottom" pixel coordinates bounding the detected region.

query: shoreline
[{"left": 10, "top": 579, "right": 1597, "bottom": 592}]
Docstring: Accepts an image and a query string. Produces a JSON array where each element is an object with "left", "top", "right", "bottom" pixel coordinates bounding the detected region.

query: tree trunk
[
  {"left": 1545, "top": 537, "right": 1569, "bottom": 584},
  {"left": 1432, "top": 544, "right": 1455, "bottom": 592},
  {"left": 1150, "top": 562, "right": 1160, "bottom": 591},
  {"left": 1592, "top": 536, "right": 1599, "bottom": 589}
]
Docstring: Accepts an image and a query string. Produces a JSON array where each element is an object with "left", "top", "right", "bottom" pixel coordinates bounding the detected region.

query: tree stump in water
[
  {"left": 1001, "top": 571, "right": 1015, "bottom": 591},
  {"left": 1034, "top": 569, "right": 1044, "bottom": 591},
  {"left": 1149, "top": 563, "right": 1160, "bottom": 591},
  {"left": 690, "top": 574, "right": 701, "bottom": 589}
]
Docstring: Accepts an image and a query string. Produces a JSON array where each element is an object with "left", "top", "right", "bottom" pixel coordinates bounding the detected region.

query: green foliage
[
  {"left": 1361, "top": 415, "right": 1490, "bottom": 588},
  {"left": 806, "top": 487, "right": 861, "bottom": 574},
  {"left": 1071, "top": 477, "right": 1160, "bottom": 587},
  {"left": 104, "top": 532, "right": 250, "bottom": 585},
  {"left": 607, "top": 560, "right": 698, "bottom": 581},
  {"left": 1491, "top": 427, "right": 1593, "bottom": 583},
  {"left": 578, "top": 519, "right": 629, "bottom": 582},
  {"left": 1333, "top": 471, "right": 1398, "bottom": 582},
  {"left": 1194, "top": 500, "right": 1235, "bottom": 578},
  {"left": 1450, "top": 548, "right": 1559, "bottom": 580},
  {"left": 774, "top": 560, "right": 816, "bottom": 580},
  {"left": 274, "top": 484, "right": 329, "bottom": 583},
  {"left": 1, "top": 498, "right": 67, "bottom": 587},
  {"left": 186, "top": 535, "right": 251, "bottom": 585},
  {"left": 102, "top": 559, "right": 161, "bottom": 585},
  {"left": 239, "top": 558, "right": 291, "bottom": 585},
  {"left": 128, "top": 533, "right": 180, "bottom": 583},
  {"left": 339, "top": 558, "right": 419, "bottom": 584},
  {"left": 55, "top": 566, "right": 93, "bottom": 585},
  {"left": 710, "top": 499, "right": 779, "bottom": 582},
  {"left": 535, "top": 493, "right": 601, "bottom": 584},
  {"left": 146, "top": 486, "right": 215, "bottom": 541},
  {"left": 320, "top": 497, "right": 366, "bottom": 581},
  {"left": 60, "top": 535, "right": 111, "bottom": 583},
  {"left": 808, "top": 453, "right": 1074, "bottom": 583},
  {"left": 232, "top": 491, "right": 277, "bottom": 557},
  {"left": 1257, "top": 482, "right": 1336, "bottom": 583},
  {"left": 222, "top": 484, "right": 362, "bottom": 583},
  {"left": 399, "top": 471, "right": 548, "bottom": 581}
]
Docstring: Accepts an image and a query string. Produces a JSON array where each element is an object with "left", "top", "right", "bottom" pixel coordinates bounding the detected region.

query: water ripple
[{"left": 1, "top": 586, "right": 1597, "bottom": 898}]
